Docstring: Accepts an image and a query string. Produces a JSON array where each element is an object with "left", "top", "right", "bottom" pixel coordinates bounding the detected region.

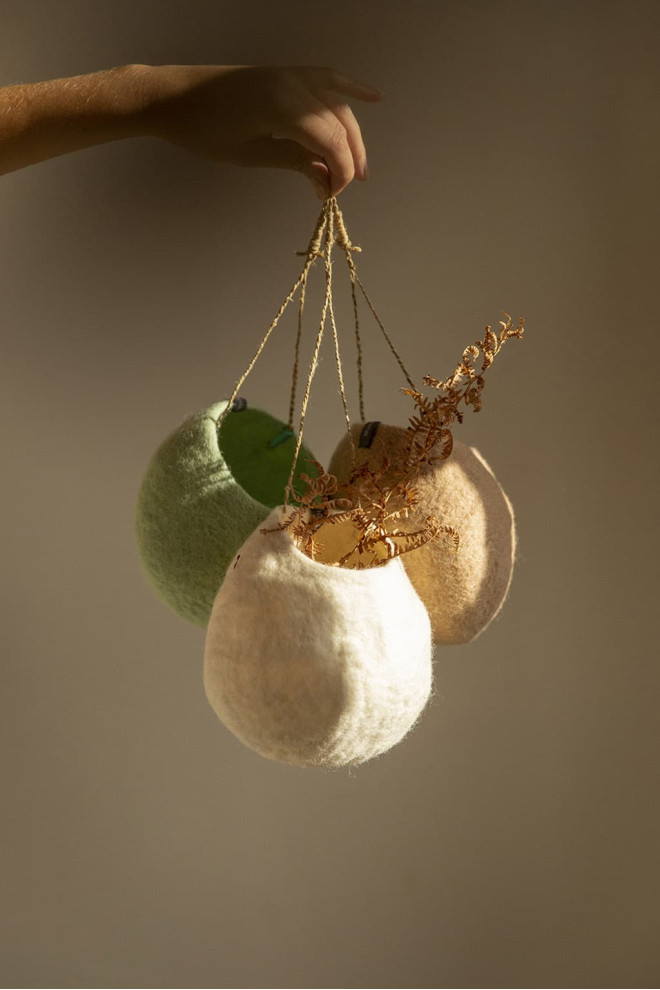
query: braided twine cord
[{"left": 216, "top": 196, "right": 416, "bottom": 506}]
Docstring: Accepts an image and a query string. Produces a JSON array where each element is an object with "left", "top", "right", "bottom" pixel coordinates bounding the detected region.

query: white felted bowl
[
  {"left": 203, "top": 506, "right": 434, "bottom": 768},
  {"left": 328, "top": 423, "right": 516, "bottom": 645}
]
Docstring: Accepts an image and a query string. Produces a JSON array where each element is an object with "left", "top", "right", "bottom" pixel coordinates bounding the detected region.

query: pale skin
[{"left": 0, "top": 64, "right": 383, "bottom": 198}]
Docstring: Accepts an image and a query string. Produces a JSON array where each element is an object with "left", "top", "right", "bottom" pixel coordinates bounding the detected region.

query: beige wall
[{"left": 1, "top": 1, "right": 659, "bottom": 986}]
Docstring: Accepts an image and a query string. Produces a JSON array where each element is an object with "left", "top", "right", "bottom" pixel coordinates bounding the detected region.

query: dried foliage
[
  {"left": 262, "top": 463, "right": 352, "bottom": 561},
  {"left": 265, "top": 313, "right": 525, "bottom": 568},
  {"left": 402, "top": 313, "right": 525, "bottom": 472}
]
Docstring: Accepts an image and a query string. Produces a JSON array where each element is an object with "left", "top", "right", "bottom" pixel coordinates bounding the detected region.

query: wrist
[
  {"left": 129, "top": 64, "right": 223, "bottom": 140},
  {"left": 110, "top": 63, "right": 174, "bottom": 139}
]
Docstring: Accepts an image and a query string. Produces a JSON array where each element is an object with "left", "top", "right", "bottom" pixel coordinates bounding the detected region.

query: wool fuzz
[
  {"left": 328, "top": 423, "right": 516, "bottom": 644},
  {"left": 135, "top": 401, "right": 316, "bottom": 626},
  {"left": 203, "top": 506, "right": 434, "bottom": 768}
]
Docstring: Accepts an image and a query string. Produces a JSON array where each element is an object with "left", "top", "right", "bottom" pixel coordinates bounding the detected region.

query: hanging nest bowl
[
  {"left": 329, "top": 424, "right": 516, "bottom": 643},
  {"left": 203, "top": 506, "right": 433, "bottom": 768},
  {"left": 135, "top": 399, "right": 315, "bottom": 625}
]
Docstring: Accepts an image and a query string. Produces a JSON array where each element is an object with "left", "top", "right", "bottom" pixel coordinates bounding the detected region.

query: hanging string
[
  {"left": 326, "top": 221, "right": 356, "bottom": 468},
  {"left": 331, "top": 198, "right": 366, "bottom": 421},
  {"left": 216, "top": 207, "right": 328, "bottom": 434},
  {"left": 288, "top": 198, "right": 329, "bottom": 426},
  {"left": 354, "top": 273, "right": 417, "bottom": 392},
  {"left": 284, "top": 207, "right": 335, "bottom": 506},
  {"left": 287, "top": 273, "right": 308, "bottom": 430},
  {"left": 330, "top": 197, "right": 417, "bottom": 406},
  {"left": 216, "top": 194, "right": 418, "bottom": 510}
]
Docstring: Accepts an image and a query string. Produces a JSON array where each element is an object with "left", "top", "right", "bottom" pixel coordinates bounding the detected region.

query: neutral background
[{"left": 1, "top": 1, "right": 659, "bottom": 987}]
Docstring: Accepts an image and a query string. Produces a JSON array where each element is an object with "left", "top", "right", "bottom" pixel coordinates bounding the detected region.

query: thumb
[{"left": 231, "top": 136, "right": 331, "bottom": 199}]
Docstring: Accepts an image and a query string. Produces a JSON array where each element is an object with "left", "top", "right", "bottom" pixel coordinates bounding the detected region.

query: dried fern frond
[{"left": 267, "top": 314, "right": 524, "bottom": 567}]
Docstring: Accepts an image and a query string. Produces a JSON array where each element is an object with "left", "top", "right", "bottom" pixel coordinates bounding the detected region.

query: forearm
[
  {"left": 0, "top": 64, "right": 165, "bottom": 174},
  {"left": 0, "top": 63, "right": 380, "bottom": 195}
]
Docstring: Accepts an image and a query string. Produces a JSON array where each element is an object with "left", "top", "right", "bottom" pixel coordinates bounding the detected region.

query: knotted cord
[{"left": 216, "top": 195, "right": 417, "bottom": 507}]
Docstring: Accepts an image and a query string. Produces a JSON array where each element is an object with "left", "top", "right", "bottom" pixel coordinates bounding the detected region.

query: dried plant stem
[{"left": 219, "top": 194, "right": 525, "bottom": 569}]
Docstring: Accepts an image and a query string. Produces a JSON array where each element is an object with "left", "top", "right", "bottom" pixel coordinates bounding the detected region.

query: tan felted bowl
[{"left": 328, "top": 423, "right": 516, "bottom": 644}]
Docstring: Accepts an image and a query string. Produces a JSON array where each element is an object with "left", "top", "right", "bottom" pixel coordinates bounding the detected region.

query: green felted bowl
[{"left": 135, "top": 399, "right": 316, "bottom": 625}]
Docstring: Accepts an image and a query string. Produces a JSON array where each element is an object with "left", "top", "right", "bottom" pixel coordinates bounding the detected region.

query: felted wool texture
[
  {"left": 135, "top": 401, "right": 316, "bottom": 626},
  {"left": 328, "top": 423, "right": 516, "bottom": 644},
  {"left": 203, "top": 506, "right": 433, "bottom": 768}
]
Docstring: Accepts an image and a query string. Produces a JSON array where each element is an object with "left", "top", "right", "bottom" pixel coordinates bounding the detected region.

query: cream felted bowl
[
  {"left": 135, "top": 400, "right": 316, "bottom": 626},
  {"left": 328, "top": 423, "right": 516, "bottom": 644},
  {"left": 203, "top": 505, "right": 433, "bottom": 768}
]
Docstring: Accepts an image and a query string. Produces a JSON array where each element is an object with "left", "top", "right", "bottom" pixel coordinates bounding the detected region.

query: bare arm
[{"left": 0, "top": 64, "right": 383, "bottom": 198}]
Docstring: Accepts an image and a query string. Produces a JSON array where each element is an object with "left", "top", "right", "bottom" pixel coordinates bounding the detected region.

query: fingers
[
  {"left": 275, "top": 92, "right": 357, "bottom": 197},
  {"left": 320, "top": 96, "right": 368, "bottom": 181},
  {"left": 308, "top": 160, "right": 331, "bottom": 199},
  {"left": 230, "top": 136, "right": 330, "bottom": 199},
  {"left": 195, "top": 65, "right": 382, "bottom": 197},
  {"left": 300, "top": 66, "right": 384, "bottom": 102}
]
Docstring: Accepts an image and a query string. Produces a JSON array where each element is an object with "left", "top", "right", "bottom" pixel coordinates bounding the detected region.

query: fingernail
[
  {"left": 312, "top": 178, "right": 328, "bottom": 200},
  {"left": 363, "top": 160, "right": 370, "bottom": 181}
]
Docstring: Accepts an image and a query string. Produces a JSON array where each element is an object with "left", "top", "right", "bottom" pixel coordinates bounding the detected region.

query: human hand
[{"left": 140, "top": 64, "right": 384, "bottom": 199}]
